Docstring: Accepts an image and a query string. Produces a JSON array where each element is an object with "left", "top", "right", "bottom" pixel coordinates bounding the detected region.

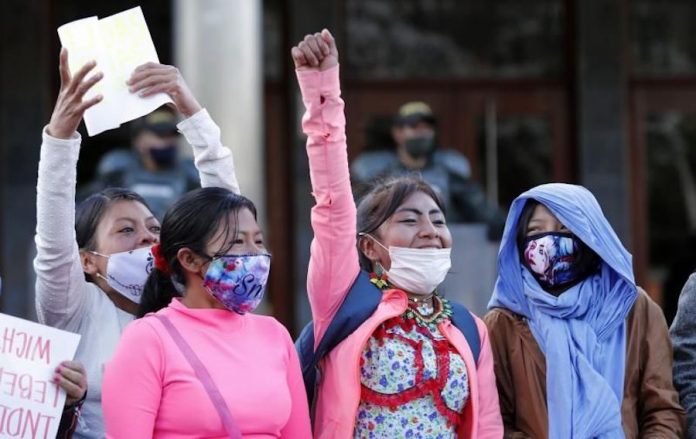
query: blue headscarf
[{"left": 489, "top": 183, "right": 637, "bottom": 438}]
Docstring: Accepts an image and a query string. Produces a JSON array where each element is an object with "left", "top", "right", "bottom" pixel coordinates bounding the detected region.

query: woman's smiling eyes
[{"left": 397, "top": 217, "right": 445, "bottom": 226}]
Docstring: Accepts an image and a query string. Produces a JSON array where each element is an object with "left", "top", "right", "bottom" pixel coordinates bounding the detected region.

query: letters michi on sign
[
  {"left": 57, "top": 6, "right": 172, "bottom": 136},
  {"left": 0, "top": 313, "right": 80, "bottom": 439}
]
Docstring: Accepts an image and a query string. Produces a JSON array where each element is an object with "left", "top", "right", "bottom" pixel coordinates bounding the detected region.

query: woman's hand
[
  {"left": 291, "top": 29, "right": 338, "bottom": 72},
  {"left": 47, "top": 48, "right": 103, "bottom": 139},
  {"left": 53, "top": 360, "right": 87, "bottom": 407},
  {"left": 127, "top": 63, "right": 202, "bottom": 118}
]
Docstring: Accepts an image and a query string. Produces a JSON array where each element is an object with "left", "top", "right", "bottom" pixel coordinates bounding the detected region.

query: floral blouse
[{"left": 353, "top": 302, "right": 469, "bottom": 439}]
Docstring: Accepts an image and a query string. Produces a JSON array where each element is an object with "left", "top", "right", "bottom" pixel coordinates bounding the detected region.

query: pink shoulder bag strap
[{"left": 154, "top": 314, "right": 242, "bottom": 439}]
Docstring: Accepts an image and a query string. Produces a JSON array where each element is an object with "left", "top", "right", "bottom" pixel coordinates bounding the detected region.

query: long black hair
[
  {"left": 137, "top": 187, "right": 257, "bottom": 317},
  {"left": 356, "top": 175, "right": 446, "bottom": 271},
  {"left": 76, "top": 188, "right": 151, "bottom": 282}
]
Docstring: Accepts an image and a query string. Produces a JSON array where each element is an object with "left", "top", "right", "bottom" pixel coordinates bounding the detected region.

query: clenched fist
[{"left": 291, "top": 29, "right": 338, "bottom": 72}]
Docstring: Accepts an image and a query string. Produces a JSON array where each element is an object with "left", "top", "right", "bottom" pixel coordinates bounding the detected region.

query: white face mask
[
  {"left": 91, "top": 246, "right": 154, "bottom": 303},
  {"left": 365, "top": 235, "right": 452, "bottom": 295}
]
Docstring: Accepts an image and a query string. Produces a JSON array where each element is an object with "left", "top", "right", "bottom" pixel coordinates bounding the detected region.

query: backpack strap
[
  {"left": 295, "top": 322, "right": 319, "bottom": 404},
  {"left": 296, "top": 271, "right": 382, "bottom": 403},
  {"left": 449, "top": 301, "right": 481, "bottom": 364},
  {"left": 154, "top": 314, "right": 243, "bottom": 439},
  {"left": 315, "top": 271, "right": 382, "bottom": 359}
]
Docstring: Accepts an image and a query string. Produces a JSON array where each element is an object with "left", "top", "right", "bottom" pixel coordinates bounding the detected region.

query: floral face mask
[{"left": 202, "top": 253, "right": 271, "bottom": 314}]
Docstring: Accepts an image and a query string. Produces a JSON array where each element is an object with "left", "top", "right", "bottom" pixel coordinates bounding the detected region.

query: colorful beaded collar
[{"left": 369, "top": 271, "right": 453, "bottom": 331}]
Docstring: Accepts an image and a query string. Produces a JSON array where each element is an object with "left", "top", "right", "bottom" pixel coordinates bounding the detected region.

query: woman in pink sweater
[
  {"left": 102, "top": 188, "right": 311, "bottom": 438},
  {"left": 293, "top": 31, "right": 502, "bottom": 438}
]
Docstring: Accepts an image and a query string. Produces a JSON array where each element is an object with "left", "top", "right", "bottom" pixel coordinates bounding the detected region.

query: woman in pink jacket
[{"left": 293, "top": 30, "right": 503, "bottom": 438}]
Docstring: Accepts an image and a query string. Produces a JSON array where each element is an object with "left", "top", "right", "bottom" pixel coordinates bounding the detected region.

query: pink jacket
[{"left": 298, "top": 66, "right": 504, "bottom": 439}]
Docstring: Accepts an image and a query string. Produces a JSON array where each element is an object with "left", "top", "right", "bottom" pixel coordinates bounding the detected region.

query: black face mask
[
  {"left": 149, "top": 144, "right": 178, "bottom": 168},
  {"left": 404, "top": 135, "right": 435, "bottom": 158}
]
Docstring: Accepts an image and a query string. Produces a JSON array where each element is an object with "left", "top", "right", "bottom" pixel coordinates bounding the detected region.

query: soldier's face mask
[
  {"left": 404, "top": 133, "right": 435, "bottom": 158},
  {"left": 149, "top": 144, "right": 178, "bottom": 167}
]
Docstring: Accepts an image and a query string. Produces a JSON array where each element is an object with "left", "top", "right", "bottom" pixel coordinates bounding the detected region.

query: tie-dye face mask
[
  {"left": 203, "top": 254, "right": 271, "bottom": 314},
  {"left": 522, "top": 232, "right": 587, "bottom": 290}
]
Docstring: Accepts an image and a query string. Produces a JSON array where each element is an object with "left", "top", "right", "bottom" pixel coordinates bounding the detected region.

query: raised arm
[
  {"left": 127, "top": 63, "right": 240, "bottom": 193},
  {"left": 293, "top": 30, "right": 360, "bottom": 343},
  {"left": 34, "top": 48, "right": 103, "bottom": 330}
]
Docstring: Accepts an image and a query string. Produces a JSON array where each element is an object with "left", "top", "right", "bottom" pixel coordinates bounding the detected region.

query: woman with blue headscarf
[{"left": 484, "top": 183, "right": 684, "bottom": 438}]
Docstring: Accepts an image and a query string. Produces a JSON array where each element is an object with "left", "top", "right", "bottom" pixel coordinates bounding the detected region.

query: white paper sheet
[
  {"left": 0, "top": 313, "right": 81, "bottom": 439},
  {"left": 58, "top": 6, "right": 172, "bottom": 136}
]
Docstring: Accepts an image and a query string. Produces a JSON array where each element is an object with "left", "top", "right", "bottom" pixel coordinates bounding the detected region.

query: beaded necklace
[
  {"left": 405, "top": 295, "right": 453, "bottom": 331},
  {"left": 370, "top": 271, "right": 453, "bottom": 331}
]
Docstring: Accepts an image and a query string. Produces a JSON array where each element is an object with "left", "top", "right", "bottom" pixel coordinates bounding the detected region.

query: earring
[{"left": 369, "top": 262, "right": 389, "bottom": 289}]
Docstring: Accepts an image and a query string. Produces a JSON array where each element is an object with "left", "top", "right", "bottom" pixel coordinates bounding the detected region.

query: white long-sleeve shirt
[{"left": 34, "top": 109, "right": 239, "bottom": 439}]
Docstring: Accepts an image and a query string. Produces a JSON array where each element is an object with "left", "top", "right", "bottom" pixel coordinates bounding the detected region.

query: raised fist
[{"left": 291, "top": 29, "right": 338, "bottom": 72}]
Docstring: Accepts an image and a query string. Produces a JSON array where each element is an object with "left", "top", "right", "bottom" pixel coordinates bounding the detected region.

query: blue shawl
[{"left": 489, "top": 183, "right": 637, "bottom": 438}]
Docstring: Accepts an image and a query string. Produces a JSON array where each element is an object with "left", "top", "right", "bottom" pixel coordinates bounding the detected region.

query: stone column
[{"left": 174, "top": 0, "right": 265, "bottom": 217}]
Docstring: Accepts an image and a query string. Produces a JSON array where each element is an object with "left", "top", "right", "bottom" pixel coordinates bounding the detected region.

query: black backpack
[{"left": 295, "top": 270, "right": 481, "bottom": 405}]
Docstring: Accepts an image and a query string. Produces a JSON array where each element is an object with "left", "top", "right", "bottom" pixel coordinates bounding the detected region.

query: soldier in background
[
  {"left": 81, "top": 108, "right": 199, "bottom": 219},
  {"left": 351, "top": 101, "right": 504, "bottom": 238}
]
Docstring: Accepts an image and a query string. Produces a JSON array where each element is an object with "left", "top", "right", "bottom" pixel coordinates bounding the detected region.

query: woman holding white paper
[{"left": 34, "top": 48, "right": 241, "bottom": 438}]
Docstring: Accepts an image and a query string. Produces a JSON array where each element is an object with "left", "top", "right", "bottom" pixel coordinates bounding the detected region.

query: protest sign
[
  {"left": 0, "top": 314, "right": 81, "bottom": 439},
  {"left": 58, "top": 6, "right": 172, "bottom": 136}
]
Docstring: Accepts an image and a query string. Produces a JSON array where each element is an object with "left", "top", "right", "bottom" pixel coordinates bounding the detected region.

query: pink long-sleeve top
[
  {"left": 102, "top": 299, "right": 311, "bottom": 438},
  {"left": 299, "top": 65, "right": 503, "bottom": 438}
]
